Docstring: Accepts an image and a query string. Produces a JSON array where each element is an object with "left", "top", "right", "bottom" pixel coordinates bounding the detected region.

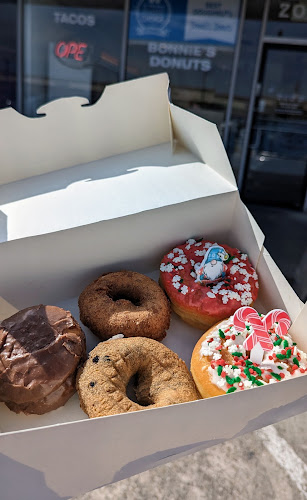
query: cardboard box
[{"left": 0, "top": 74, "right": 306, "bottom": 500}]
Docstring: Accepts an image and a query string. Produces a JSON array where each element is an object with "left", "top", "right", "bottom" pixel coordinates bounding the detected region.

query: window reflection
[
  {"left": 267, "top": 0, "right": 307, "bottom": 38},
  {"left": 244, "top": 46, "right": 307, "bottom": 208},
  {"left": 127, "top": 0, "right": 242, "bottom": 129},
  {"left": 23, "top": 0, "right": 124, "bottom": 116},
  {"left": 0, "top": 1, "right": 17, "bottom": 109}
]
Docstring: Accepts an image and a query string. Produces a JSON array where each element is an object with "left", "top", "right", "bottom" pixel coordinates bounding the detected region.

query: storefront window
[
  {"left": 127, "top": 0, "right": 242, "bottom": 129},
  {"left": 0, "top": 1, "right": 17, "bottom": 110},
  {"left": 243, "top": 45, "right": 307, "bottom": 208},
  {"left": 22, "top": 0, "right": 124, "bottom": 116},
  {"left": 226, "top": 1, "right": 265, "bottom": 178},
  {"left": 267, "top": 0, "right": 307, "bottom": 38}
]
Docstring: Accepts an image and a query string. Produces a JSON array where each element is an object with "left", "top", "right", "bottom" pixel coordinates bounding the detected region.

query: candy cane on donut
[
  {"left": 233, "top": 306, "right": 263, "bottom": 332},
  {"left": 233, "top": 307, "right": 273, "bottom": 364},
  {"left": 263, "top": 309, "right": 291, "bottom": 338}
]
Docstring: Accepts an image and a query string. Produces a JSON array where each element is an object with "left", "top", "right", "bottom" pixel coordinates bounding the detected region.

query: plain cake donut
[
  {"left": 79, "top": 271, "right": 170, "bottom": 341},
  {"left": 76, "top": 337, "right": 199, "bottom": 418}
]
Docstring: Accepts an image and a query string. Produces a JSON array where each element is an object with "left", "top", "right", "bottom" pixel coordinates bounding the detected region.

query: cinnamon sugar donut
[
  {"left": 79, "top": 271, "right": 170, "bottom": 341},
  {"left": 159, "top": 239, "right": 259, "bottom": 330},
  {"left": 76, "top": 337, "right": 199, "bottom": 418}
]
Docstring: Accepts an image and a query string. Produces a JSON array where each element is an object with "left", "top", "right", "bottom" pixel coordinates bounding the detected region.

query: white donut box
[{"left": 0, "top": 73, "right": 306, "bottom": 500}]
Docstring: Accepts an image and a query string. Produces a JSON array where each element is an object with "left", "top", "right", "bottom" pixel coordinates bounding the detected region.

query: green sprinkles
[
  {"left": 244, "top": 367, "right": 252, "bottom": 380},
  {"left": 232, "top": 352, "right": 243, "bottom": 357},
  {"left": 271, "top": 372, "right": 281, "bottom": 381},
  {"left": 254, "top": 379, "right": 264, "bottom": 386},
  {"left": 252, "top": 366, "right": 262, "bottom": 376},
  {"left": 274, "top": 338, "right": 283, "bottom": 346},
  {"left": 226, "top": 375, "right": 235, "bottom": 385},
  {"left": 276, "top": 354, "right": 286, "bottom": 360},
  {"left": 227, "top": 387, "right": 237, "bottom": 393},
  {"left": 217, "top": 365, "right": 223, "bottom": 376},
  {"left": 218, "top": 329, "right": 225, "bottom": 339},
  {"left": 283, "top": 339, "right": 289, "bottom": 348},
  {"left": 293, "top": 357, "right": 300, "bottom": 367},
  {"left": 286, "top": 349, "right": 292, "bottom": 359}
]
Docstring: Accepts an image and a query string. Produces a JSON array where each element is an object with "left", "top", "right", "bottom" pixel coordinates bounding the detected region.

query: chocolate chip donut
[
  {"left": 0, "top": 305, "right": 86, "bottom": 407},
  {"left": 78, "top": 271, "right": 170, "bottom": 341},
  {"left": 76, "top": 337, "right": 199, "bottom": 418}
]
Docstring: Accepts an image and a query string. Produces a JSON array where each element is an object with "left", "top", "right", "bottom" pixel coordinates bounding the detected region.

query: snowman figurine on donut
[{"left": 195, "top": 245, "right": 229, "bottom": 283}]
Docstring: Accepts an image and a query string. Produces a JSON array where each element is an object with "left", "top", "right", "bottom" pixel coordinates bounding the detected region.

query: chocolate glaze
[
  {"left": 5, "top": 372, "right": 76, "bottom": 415},
  {"left": 0, "top": 305, "right": 86, "bottom": 404}
]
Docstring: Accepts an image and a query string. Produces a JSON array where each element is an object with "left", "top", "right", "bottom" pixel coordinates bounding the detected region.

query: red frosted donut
[{"left": 159, "top": 238, "right": 259, "bottom": 330}]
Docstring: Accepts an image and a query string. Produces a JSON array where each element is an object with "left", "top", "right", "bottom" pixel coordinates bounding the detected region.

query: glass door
[{"left": 243, "top": 44, "right": 307, "bottom": 208}]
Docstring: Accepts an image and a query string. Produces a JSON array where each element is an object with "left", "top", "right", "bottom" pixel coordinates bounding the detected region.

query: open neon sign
[{"left": 55, "top": 41, "right": 88, "bottom": 61}]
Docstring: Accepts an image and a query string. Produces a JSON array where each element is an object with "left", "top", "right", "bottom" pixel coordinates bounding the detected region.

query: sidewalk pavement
[{"left": 74, "top": 413, "right": 307, "bottom": 500}]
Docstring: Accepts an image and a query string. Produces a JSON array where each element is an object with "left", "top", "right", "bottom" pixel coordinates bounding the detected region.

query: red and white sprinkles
[
  {"left": 159, "top": 239, "right": 259, "bottom": 318},
  {"left": 200, "top": 308, "right": 307, "bottom": 394}
]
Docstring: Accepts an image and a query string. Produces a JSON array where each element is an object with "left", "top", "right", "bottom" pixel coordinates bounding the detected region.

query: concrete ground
[
  {"left": 73, "top": 205, "right": 307, "bottom": 500},
  {"left": 74, "top": 413, "right": 307, "bottom": 500}
]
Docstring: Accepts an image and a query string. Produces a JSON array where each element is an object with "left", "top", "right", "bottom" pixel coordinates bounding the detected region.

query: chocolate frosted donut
[
  {"left": 5, "top": 373, "right": 76, "bottom": 415},
  {"left": 78, "top": 271, "right": 170, "bottom": 341},
  {"left": 77, "top": 337, "right": 199, "bottom": 418},
  {"left": 0, "top": 305, "right": 86, "bottom": 405}
]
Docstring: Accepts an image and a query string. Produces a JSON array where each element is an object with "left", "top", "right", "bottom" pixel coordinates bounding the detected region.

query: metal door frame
[{"left": 236, "top": 0, "right": 307, "bottom": 210}]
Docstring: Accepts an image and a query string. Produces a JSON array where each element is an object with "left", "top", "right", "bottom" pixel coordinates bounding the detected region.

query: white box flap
[
  {"left": 170, "top": 104, "right": 237, "bottom": 188},
  {"left": 290, "top": 300, "right": 307, "bottom": 352},
  {"left": 0, "top": 74, "right": 171, "bottom": 185}
]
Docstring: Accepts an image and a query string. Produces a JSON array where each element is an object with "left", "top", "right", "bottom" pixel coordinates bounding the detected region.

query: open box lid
[{"left": 0, "top": 73, "right": 237, "bottom": 242}]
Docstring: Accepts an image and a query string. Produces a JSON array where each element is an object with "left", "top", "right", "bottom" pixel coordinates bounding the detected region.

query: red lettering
[
  {"left": 67, "top": 42, "right": 78, "bottom": 57},
  {"left": 54, "top": 41, "right": 88, "bottom": 61},
  {"left": 55, "top": 41, "right": 68, "bottom": 58},
  {"left": 75, "top": 43, "right": 87, "bottom": 61}
]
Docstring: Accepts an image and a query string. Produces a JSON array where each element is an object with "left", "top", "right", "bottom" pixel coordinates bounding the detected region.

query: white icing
[{"left": 199, "top": 317, "right": 307, "bottom": 394}]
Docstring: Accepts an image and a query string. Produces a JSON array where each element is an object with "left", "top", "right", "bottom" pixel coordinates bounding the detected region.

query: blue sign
[{"left": 129, "top": 0, "right": 241, "bottom": 46}]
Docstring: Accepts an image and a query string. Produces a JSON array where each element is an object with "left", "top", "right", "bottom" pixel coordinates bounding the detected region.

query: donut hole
[
  {"left": 125, "top": 373, "right": 139, "bottom": 403},
  {"left": 106, "top": 287, "right": 142, "bottom": 307},
  {"left": 126, "top": 372, "right": 153, "bottom": 407}
]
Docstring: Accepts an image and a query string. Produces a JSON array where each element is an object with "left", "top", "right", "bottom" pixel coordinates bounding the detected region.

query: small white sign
[{"left": 184, "top": 0, "right": 241, "bottom": 46}]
